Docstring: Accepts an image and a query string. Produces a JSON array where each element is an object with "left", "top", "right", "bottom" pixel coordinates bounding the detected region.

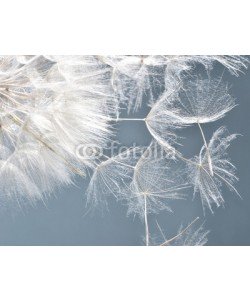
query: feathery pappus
[{"left": 0, "top": 55, "right": 115, "bottom": 206}]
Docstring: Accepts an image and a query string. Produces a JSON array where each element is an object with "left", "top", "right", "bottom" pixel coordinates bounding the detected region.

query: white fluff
[
  {"left": 127, "top": 142, "right": 187, "bottom": 220},
  {"left": 100, "top": 55, "right": 248, "bottom": 113},
  {"left": 186, "top": 127, "right": 239, "bottom": 213},
  {"left": 0, "top": 55, "right": 114, "bottom": 204},
  {"left": 0, "top": 55, "right": 247, "bottom": 246},
  {"left": 145, "top": 76, "right": 235, "bottom": 151}
]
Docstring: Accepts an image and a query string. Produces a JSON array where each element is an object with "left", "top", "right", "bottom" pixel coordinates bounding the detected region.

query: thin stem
[
  {"left": 160, "top": 217, "right": 200, "bottom": 246},
  {"left": 155, "top": 220, "right": 166, "bottom": 241},
  {"left": 175, "top": 151, "right": 196, "bottom": 166},
  {"left": 197, "top": 122, "right": 213, "bottom": 176},
  {"left": 144, "top": 195, "right": 149, "bottom": 246}
]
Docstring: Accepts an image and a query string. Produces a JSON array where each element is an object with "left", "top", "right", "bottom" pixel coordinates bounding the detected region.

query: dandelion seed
[
  {"left": 157, "top": 217, "right": 209, "bottom": 246},
  {"left": 186, "top": 127, "right": 239, "bottom": 213},
  {"left": 127, "top": 142, "right": 187, "bottom": 218},
  {"left": 100, "top": 55, "right": 165, "bottom": 113},
  {"left": 199, "top": 55, "right": 249, "bottom": 76},
  {"left": 126, "top": 142, "right": 187, "bottom": 245},
  {"left": 163, "top": 55, "right": 249, "bottom": 83},
  {"left": 86, "top": 147, "right": 142, "bottom": 210},
  {"left": 145, "top": 76, "right": 235, "bottom": 163}
]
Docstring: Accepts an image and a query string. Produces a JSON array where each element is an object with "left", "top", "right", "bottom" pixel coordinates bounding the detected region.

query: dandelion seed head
[{"left": 0, "top": 55, "right": 115, "bottom": 205}]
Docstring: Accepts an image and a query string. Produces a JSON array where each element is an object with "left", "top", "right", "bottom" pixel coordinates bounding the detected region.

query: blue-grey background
[{"left": 0, "top": 60, "right": 249, "bottom": 246}]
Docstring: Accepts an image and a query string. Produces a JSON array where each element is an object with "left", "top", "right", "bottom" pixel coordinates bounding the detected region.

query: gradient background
[{"left": 0, "top": 60, "right": 249, "bottom": 246}]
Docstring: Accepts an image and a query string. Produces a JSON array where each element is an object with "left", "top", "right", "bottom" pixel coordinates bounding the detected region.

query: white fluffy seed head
[{"left": 0, "top": 55, "right": 115, "bottom": 205}]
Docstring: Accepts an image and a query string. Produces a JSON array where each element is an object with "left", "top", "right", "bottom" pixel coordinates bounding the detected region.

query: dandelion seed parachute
[
  {"left": 186, "top": 127, "right": 239, "bottom": 213},
  {"left": 126, "top": 142, "right": 187, "bottom": 220},
  {"left": 163, "top": 55, "right": 249, "bottom": 73},
  {"left": 87, "top": 142, "right": 187, "bottom": 216},
  {"left": 146, "top": 217, "right": 209, "bottom": 246},
  {"left": 145, "top": 76, "right": 235, "bottom": 149},
  {"left": 196, "top": 55, "right": 249, "bottom": 76},
  {"left": 99, "top": 55, "right": 166, "bottom": 113},
  {"left": 100, "top": 55, "right": 248, "bottom": 113},
  {"left": 163, "top": 55, "right": 249, "bottom": 90},
  {"left": 164, "top": 221, "right": 209, "bottom": 246},
  {"left": 86, "top": 147, "right": 142, "bottom": 210}
]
